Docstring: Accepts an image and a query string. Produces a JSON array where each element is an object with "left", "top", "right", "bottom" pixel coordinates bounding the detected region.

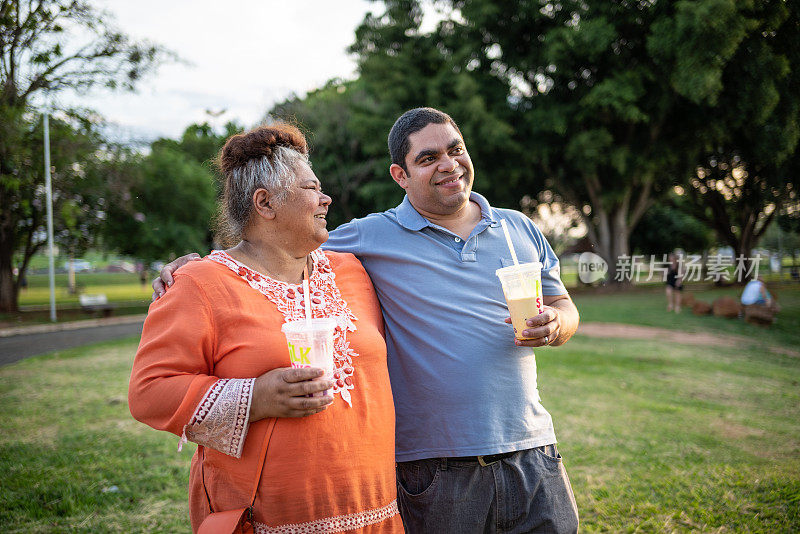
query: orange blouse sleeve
[{"left": 128, "top": 271, "right": 253, "bottom": 458}]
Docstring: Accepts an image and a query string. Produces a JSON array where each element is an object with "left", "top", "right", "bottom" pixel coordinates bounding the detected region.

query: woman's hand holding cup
[{"left": 250, "top": 367, "right": 334, "bottom": 421}]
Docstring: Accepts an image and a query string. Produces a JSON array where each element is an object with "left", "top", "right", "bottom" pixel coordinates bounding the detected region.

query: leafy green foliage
[
  {"left": 7, "top": 112, "right": 107, "bottom": 284},
  {"left": 349, "top": 3, "right": 528, "bottom": 207},
  {"left": 103, "top": 146, "right": 216, "bottom": 264},
  {"left": 630, "top": 201, "right": 715, "bottom": 255},
  {"left": 269, "top": 80, "right": 397, "bottom": 229},
  {"left": 0, "top": 0, "right": 172, "bottom": 312},
  {"left": 348, "top": 0, "right": 800, "bottom": 280}
]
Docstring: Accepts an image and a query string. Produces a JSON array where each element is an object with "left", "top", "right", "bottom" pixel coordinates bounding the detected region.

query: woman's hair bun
[{"left": 218, "top": 123, "right": 308, "bottom": 175}]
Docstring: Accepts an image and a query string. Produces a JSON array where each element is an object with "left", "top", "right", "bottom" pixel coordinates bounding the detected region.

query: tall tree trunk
[
  {"left": 68, "top": 253, "right": 76, "bottom": 294},
  {"left": 0, "top": 245, "right": 18, "bottom": 313}
]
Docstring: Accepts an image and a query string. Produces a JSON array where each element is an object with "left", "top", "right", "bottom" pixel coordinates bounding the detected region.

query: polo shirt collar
[{"left": 395, "top": 192, "right": 498, "bottom": 231}]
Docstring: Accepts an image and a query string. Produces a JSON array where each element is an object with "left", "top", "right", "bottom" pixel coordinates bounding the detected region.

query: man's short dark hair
[{"left": 388, "top": 107, "right": 463, "bottom": 171}]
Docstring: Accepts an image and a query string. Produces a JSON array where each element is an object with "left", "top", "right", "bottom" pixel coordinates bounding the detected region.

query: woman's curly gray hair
[{"left": 216, "top": 123, "right": 309, "bottom": 241}]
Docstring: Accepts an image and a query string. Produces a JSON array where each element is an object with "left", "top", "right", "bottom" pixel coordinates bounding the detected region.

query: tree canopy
[
  {"left": 102, "top": 143, "right": 217, "bottom": 264},
  {"left": 346, "top": 0, "right": 800, "bottom": 279},
  {"left": 0, "top": 0, "right": 171, "bottom": 311}
]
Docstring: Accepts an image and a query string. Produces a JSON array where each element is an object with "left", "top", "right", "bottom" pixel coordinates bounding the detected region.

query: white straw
[
  {"left": 303, "top": 265, "right": 312, "bottom": 327},
  {"left": 500, "top": 219, "right": 519, "bottom": 266}
]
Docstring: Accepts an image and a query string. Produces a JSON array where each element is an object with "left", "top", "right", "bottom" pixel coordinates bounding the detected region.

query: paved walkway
[
  {"left": 0, "top": 315, "right": 145, "bottom": 367},
  {"left": 2, "top": 316, "right": 796, "bottom": 368}
]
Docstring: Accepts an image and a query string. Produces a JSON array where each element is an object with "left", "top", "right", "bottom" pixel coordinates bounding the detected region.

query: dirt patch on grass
[{"left": 579, "top": 322, "right": 800, "bottom": 357}]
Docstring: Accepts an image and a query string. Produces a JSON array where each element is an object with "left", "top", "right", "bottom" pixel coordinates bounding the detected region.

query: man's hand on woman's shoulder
[{"left": 151, "top": 253, "right": 203, "bottom": 300}]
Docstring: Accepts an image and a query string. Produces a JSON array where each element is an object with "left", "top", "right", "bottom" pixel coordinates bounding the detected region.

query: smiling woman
[{"left": 128, "top": 123, "right": 402, "bottom": 533}]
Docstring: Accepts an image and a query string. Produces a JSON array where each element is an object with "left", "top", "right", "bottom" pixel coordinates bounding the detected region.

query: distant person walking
[{"left": 665, "top": 253, "right": 683, "bottom": 313}]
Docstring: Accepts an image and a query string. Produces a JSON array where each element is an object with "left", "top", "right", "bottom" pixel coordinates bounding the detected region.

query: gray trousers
[{"left": 396, "top": 444, "right": 579, "bottom": 533}]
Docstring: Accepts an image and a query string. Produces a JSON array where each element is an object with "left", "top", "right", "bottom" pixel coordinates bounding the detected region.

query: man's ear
[
  {"left": 252, "top": 189, "right": 275, "bottom": 220},
  {"left": 390, "top": 163, "right": 409, "bottom": 189}
]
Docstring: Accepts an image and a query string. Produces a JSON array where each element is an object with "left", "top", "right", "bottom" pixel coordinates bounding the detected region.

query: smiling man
[
  {"left": 154, "top": 107, "right": 580, "bottom": 533},
  {"left": 323, "top": 108, "right": 581, "bottom": 533}
]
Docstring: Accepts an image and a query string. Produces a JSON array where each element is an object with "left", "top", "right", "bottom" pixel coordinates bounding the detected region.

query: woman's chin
[{"left": 305, "top": 229, "right": 329, "bottom": 250}]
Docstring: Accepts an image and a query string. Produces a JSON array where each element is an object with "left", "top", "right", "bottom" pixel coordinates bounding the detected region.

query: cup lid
[
  {"left": 495, "top": 261, "right": 543, "bottom": 277},
  {"left": 281, "top": 317, "right": 338, "bottom": 334}
]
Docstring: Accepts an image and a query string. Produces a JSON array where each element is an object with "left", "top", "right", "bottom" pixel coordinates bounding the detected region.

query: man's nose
[
  {"left": 319, "top": 192, "right": 332, "bottom": 206},
  {"left": 438, "top": 156, "right": 458, "bottom": 173}
]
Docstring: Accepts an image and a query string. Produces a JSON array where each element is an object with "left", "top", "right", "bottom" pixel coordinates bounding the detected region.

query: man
[{"left": 155, "top": 108, "right": 580, "bottom": 533}]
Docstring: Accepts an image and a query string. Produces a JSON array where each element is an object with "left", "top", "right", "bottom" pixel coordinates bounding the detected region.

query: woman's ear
[{"left": 252, "top": 189, "right": 275, "bottom": 220}]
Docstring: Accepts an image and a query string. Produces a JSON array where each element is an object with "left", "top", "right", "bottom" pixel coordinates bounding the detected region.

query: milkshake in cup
[
  {"left": 281, "top": 318, "right": 337, "bottom": 396},
  {"left": 496, "top": 262, "right": 544, "bottom": 340}
]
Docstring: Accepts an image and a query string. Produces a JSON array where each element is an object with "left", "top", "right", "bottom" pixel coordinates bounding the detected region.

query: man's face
[{"left": 391, "top": 122, "right": 474, "bottom": 217}]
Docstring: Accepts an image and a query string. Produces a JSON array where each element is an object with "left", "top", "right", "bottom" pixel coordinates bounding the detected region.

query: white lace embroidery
[
  {"left": 183, "top": 378, "right": 254, "bottom": 458},
  {"left": 208, "top": 249, "right": 359, "bottom": 406},
  {"left": 253, "top": 499, "right": 398, "bottom": 533}
]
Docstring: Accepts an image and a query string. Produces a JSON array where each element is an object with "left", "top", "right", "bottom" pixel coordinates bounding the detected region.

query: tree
[
  {"left": 268, "top": 80, "right": 394, "bottom": 229},
  {"left": 151, "top": 121, "right": 241, "bottom": 167},
  {"left": 352, "top": 0, "right": 800, "bottom": 282},
  {"left": 1, "top": 0, "right": 170, "bottom": 311},
  {"left": 349, "top": 1, "right": 530, "bottom": 209},
  {"left": 675, "top": 1, "right": 800, "bottom": 269},
  {"left": 9, "top": 111, "right": 108, "bottom": 294},
  {"left": 102, "top": 145, "right": 216, "bottom": 264},
  {"left": 630, "top": 199, "right": 715, "bottom": 256}
]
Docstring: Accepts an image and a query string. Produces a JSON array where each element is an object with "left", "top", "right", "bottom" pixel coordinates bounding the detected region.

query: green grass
[
  {"left": 542, "top": 335, "right": 800, "bottom": 532},
  {"left": 1, "top": 292, "right": 799, "bottom": 531},
  {"left": 572, "top": 283, "right": 800, "bottom": 348},
  {"left": 0, "top": 338, "right": 195, "bottom": 533},
  {"left": 19, "top": 272, "right": 152, "bottom": 307},
  {"left": 1, "top": 272, "right": 152, "bottom": 327}
]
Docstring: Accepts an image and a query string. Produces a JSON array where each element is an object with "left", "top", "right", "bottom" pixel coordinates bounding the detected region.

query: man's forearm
[{"left": 549, "top": 296, "right": 579, "bottom": 346}]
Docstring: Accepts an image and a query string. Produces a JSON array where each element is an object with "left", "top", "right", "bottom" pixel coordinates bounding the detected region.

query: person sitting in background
[
  {"left": 741, "top": 275, "right": 780, "bottom": 324},
  {"left": 128, "top": 124, "right": 401, "bottom": 533}
]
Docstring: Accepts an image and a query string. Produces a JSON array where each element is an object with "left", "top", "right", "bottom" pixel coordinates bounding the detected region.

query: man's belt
[{"left": 449, "top": 451, "right": 516, "bottom": 466}]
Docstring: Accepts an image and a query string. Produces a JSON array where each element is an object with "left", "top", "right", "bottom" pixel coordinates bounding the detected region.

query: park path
[
  {"left": 0, "top": 315, "right": 145, "bottom": 367},
  {"left": 577, "top": 322, "right": 799, "bottom": 357},
  {"left": 1, "top": 317, "right": 797, "bottom": 368}
]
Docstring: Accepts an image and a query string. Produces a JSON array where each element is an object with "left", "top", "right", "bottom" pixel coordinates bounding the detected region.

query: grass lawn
[
  {"left": 0, "top": 338, "right": 194, "bottom": 533},
  {"left": 572, "top": 283, "right": 800, "bottom": 348},
  {"left": 18, "top": 273, "right": 153, "bottom": 307},
  {"left": 1, "top": 290, "right": 798, "bottom": 532},
  {"left": 1, "top": 273, "right": 153, "bottom": 327}
]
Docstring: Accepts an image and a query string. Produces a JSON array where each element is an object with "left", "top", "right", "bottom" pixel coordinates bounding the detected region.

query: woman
[
  {"left": 129, "top": 124, "right": 402, "bottom": 532},
  {"left": 665, "top": 253, "right": 683, "bottom": 313}
]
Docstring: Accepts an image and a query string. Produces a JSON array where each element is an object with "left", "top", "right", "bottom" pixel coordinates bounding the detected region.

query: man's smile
[{"left": 435, "top": 174, "right": 464, "bottom": 187}]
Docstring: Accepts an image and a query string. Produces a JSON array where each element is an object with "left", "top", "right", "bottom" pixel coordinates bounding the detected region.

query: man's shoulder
[
  {"left": 334, "top": 208, "right": 403, "bottom": 234},
  {"left": 491, "top": 205, "right": 529, "bottom": 221},
  {"left": 492, "top": 206, "right": 541, "bottom": 233}
]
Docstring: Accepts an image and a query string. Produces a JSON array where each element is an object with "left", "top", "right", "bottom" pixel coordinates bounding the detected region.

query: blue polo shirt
[{"left": 324, "top": 192, "right": 566, "bottom": 461}]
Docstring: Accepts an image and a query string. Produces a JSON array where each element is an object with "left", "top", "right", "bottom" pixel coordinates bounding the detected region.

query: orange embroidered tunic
[{"left": 129, "top": 250, "right": 401, "bottom": 533}]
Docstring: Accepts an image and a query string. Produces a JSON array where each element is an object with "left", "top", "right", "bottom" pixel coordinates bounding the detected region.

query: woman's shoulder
[
  {"left": 172, "top": 256, "right": 237, "bottom": 289},
  {"left": 323, "top": 250, "right": 363, "bottom": 272},
  {"left": 322, "top": 250, "right": 374, "bottom": 290}
]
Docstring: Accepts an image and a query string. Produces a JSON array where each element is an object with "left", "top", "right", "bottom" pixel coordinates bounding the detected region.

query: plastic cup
[
  {"left": 496, "top": 262, "right": 544, "bottom": 340},
  {"left": 281, "top": 318, "right": 337, "bottom": 396}
]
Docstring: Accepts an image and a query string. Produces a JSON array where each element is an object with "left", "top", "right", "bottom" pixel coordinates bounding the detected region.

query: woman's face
[{"left": 274, "top": 161, "right": 332, "bottom": 248}]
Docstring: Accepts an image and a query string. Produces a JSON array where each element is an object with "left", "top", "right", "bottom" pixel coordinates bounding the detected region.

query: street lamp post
[{"left": 43, "top": 111, "right": 57, "bottom": 322}]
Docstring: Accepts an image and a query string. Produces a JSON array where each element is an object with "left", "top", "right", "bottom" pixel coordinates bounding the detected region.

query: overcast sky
[{"left": 61, "top": 1, "right": 376, "bottom": 141}]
